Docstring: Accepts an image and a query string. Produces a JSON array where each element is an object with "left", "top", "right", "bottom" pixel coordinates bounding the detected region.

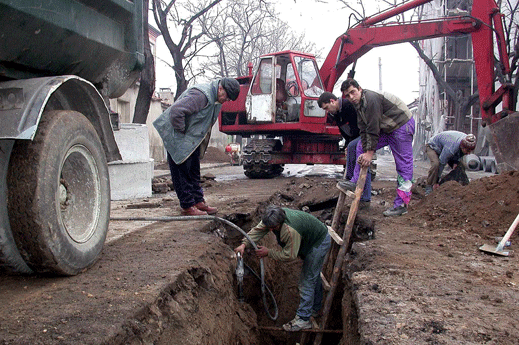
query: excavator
[{"left": 219, "top": 0, "right": 518, "bottom": 178}]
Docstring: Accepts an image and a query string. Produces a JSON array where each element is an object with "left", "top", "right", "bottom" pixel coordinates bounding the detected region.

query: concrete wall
[{"left": 108, "top": 124, "right": 153, "bottom": 200}]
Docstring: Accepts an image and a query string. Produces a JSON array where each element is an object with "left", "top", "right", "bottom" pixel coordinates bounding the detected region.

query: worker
[
  {"left": 153, "top": 78, "right": 240, "bottom": 216},
  {"left": 425, "top": 131, "right": 476, "bottom": 195},
  {"left": 234, "top": 205, "right": 331, "bottom": 332},
  {"left": 318, "top": 91, "right": 370, "bottom": 209},
  {"left": 338, "top": 78, "right": 415, "bottom": 217}
]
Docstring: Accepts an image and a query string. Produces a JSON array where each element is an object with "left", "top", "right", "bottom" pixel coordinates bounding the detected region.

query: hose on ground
[{"left": 110, "top": 215, "right": 279, "bottom": 321}]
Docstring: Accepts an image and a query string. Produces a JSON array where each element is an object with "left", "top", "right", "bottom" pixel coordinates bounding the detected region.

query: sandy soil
[{"left": 0, "top": 146, "right": 518, "bottom": 345}]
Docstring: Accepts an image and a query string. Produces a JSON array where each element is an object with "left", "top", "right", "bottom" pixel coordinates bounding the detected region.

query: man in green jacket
[
  {"left": 234, "top": 205, "right": 331, "bottom": 331},
  {"left": 153, "top": 78, "right": 240, "bottom": 215}
]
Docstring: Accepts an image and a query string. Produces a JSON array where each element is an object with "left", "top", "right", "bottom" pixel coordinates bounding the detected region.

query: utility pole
[{"left": 378, "top": 57, "right": 382, "bottom": 90}]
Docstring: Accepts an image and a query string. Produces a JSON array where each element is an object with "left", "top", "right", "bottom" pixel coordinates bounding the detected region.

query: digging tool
[{"left": 479, "top": 212, "right": 519, "bottom": 256}]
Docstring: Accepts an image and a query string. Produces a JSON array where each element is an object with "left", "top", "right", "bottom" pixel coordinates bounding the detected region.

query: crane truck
[
  {"left": 219, "top": 0, "right": 518, "bottom": 179},
  {"left": 0, "top": 0, "right": 144, "bottom": 275}
]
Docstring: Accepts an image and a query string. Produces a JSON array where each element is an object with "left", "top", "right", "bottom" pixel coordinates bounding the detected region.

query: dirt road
[{"left": 0, "top": 150, "right": 518, "bottom": 345}]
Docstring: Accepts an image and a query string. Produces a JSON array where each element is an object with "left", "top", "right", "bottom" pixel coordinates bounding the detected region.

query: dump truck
[
  {"left": 0, "top": 0, "right": 144, "bottom": 275},
  {"left": 219, "top": 0, "right": 518, "bottom": 178}
]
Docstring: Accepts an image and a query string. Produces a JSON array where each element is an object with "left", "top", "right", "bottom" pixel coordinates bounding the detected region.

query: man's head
[
  {"left": 460, "top": 134, "right": 476, "bottom": 154},
  {"left": 318, "top": 92, "right": 340, "bottom": 113},
  {"left": 262, "top": 205, "right": 286, "bottom": 231},
  {"left": 218, "top": 78, "right": 240, "bottom": 103},
  {"left": 341, "top": 78, "right": 362, "bottom": 105}
]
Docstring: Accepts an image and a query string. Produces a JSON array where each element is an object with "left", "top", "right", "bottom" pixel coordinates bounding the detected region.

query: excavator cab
[{"left": 246, "top": 51, "right": 325, "bottom": 124}]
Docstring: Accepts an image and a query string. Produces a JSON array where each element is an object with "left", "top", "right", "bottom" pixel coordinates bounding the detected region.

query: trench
[{"left": 199, "top": 200, "right": 373, "bottom": 345}]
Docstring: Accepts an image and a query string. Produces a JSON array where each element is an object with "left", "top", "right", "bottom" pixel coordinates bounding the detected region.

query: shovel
[{"left": 479, "top": 212, "right": 519, "bottom": 256}]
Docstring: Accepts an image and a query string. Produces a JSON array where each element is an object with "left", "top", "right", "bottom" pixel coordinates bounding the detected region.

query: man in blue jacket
[
  {"left": 425, "top": 131, "right": 476, "bottom": 195},
  {"left": 153, "top": 78, "right": 240, "bottom": 215}
]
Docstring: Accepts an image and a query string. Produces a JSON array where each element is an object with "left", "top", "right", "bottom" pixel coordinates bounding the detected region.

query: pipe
[{"left": 110, "top": 215, "right": 279, "bottom": 320}]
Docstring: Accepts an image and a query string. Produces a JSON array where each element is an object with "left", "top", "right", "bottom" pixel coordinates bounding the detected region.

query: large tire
[{"left": 7, "top": 110, "right": 110, "bottom": 275}]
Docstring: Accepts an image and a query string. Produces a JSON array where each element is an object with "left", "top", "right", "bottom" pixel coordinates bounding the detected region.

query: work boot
[
  {"left": 358, "top": 201, "right": 371, "bottom": 210},
  {"left": 336, "top": 180, "right": 356, "bottom": 193},
  {"left": 425, "top": 185, "right": 433, "bottom": 196},
  {"left": 282, "top": 315, "right": 312, "bottom": 332},
  {"left": 181, "top": 206, "right": 208, "bottom": 216},
  {"left": 383, "top": 205, "right": 408, "bottom": 217},
  {"left": 194, "top": 201, "right": 218, "bottom": 215}
]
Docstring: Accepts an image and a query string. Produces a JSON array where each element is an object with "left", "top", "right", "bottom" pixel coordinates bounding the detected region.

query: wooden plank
[
  {"left": 313, "top": 166, "right": 369, "bottom": 345},
  {"left": 320, "top": 272, "right": 330, "bottom": 291},
  {"left": 327, "top": 225, "right": 343, "bottom": 245}
]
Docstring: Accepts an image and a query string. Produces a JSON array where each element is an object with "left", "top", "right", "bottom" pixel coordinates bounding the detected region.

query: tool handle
[{"left": 497, "top": 212, "right": 519, "bottom": 251}]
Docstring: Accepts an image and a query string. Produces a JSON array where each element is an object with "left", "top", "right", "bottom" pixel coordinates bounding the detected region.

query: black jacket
[{"left": 328, "top": 98, "right": 360, "bottom": 143}]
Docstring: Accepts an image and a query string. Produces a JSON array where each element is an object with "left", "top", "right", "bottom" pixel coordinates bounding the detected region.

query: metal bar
[
  {"left": 258, "top": 326, "right": 342, "bottom": 334},
  {"left": 361, "top": 0, "right": 432, "bottom": 27}
]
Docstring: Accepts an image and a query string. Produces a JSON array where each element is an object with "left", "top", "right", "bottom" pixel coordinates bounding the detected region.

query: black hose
[{"left": 110, "top": 215, "right": 279, "bottom": 320}]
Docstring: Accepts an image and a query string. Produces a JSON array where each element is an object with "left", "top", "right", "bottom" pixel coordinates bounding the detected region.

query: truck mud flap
[{"left": 489, "top": 112, "right": 519, "bottom": 173}]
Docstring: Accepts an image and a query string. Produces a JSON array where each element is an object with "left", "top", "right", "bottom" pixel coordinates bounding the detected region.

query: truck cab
[{"left": 247, "top": 51, "right": 325, "bottom": 125}]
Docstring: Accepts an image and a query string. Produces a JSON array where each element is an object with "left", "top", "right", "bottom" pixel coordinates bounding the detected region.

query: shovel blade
[{"left": 479, "top": 244, "right": 510, "bottom": 256}]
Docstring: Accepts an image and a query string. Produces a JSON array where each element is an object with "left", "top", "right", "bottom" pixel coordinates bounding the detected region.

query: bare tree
[
  {"left": 152, "top": 0, "right": 221, "bottom": 100},
  {"left": 198, "top": 0, "right": 318, "bottom": 78}
]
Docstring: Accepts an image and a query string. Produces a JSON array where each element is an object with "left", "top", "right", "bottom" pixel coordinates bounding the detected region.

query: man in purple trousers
[{"left": 338, "top": 78, "right": 415, "bottom": 216}]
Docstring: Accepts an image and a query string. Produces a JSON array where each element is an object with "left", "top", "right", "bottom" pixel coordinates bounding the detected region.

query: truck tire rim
[{"left": 59, "top": 144, "right": 101, "bottom": 244}]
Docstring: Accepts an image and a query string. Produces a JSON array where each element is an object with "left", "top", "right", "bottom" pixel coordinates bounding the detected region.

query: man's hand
[
  {"left": 234, "top": 244, "right": 246, "bottom": 256},
  {"left": 358, "top": 150, "right": 375, "bottom": 167},
  {"left": 255, "top": 246, "right": 269, "bottom": 258}
]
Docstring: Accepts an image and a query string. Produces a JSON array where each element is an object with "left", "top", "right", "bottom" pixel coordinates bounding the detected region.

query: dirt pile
[
  {"left": 410, "top": 170, "right": 519, "bottom": 240},
  {"left": 202, "top": 146, "right": 230, "bottom": 163}
]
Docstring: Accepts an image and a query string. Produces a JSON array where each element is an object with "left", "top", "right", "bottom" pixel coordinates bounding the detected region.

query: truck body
[
  {"left": 220, "top": 0, "right": 518, "bottom": 178},
  {"left": 0, "top": 0, "right": 144, "bottom": 275}
]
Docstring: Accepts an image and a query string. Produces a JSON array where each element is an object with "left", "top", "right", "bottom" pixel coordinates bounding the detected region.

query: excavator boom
[{"left": 318, "top": 0, "right": 517, "bottom": 172}]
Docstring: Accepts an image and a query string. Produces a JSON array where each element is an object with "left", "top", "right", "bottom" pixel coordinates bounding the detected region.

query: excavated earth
[{"left": 0, "top": 147, "right": 518, "bottom": 345}]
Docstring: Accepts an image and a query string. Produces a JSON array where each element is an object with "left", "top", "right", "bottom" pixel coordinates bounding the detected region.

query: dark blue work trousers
[{"left": 167, "top": 147, "right": 204, "bottom": 209}]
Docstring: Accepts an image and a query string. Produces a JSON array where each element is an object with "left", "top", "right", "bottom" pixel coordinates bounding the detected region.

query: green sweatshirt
[{"left": 242, "top": 208, "right": 327, "bottom": 261}]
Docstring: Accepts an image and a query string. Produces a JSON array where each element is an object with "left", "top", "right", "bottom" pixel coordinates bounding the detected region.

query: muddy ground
[{"left": 0, "top": 147, "right": 518, "bottom": 345}]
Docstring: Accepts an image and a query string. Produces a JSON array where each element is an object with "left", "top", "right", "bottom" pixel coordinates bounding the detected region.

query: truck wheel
[{"left": 7, "top": 110, "right": 110, "bottom": 275}]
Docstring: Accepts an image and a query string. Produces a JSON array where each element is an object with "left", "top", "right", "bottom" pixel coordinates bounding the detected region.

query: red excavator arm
[{"left": 319, "top": 0, "right": 514, "bottom": 125}]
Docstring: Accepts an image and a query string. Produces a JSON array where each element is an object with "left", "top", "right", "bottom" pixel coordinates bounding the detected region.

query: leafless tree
[
  {"left": 197, "top": 0, "right": 318, "bottom": 79},
  {"left": 152, "top": 0, "right": 221, "bottom": 100}
]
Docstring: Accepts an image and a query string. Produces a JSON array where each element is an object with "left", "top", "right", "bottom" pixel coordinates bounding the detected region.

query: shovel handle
[{"left": 497, "top": 212, "right": 519, "bottom": 252}]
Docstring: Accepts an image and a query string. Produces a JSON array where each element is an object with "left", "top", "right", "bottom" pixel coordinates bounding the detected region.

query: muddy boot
[
  {"left": 425, "top": 185, "right": 433, "bottom": 196},
  {"left": 336, "top": 180, "right": 356, "bottom": 193},
  {"left": 359, "top": 201, "right": 371, "bottom": 210},
  {"left": 383, "top": 205, "right": 407, "bottom": 217}
]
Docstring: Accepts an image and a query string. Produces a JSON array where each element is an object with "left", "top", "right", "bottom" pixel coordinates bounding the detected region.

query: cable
[{"left": 110, "top": 215, "right": 279, "bottom": 320}]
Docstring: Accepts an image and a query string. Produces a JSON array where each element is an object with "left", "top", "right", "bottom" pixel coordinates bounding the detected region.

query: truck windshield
[{"left": 293, "top": 56, "right": 324, "bottom": 98}]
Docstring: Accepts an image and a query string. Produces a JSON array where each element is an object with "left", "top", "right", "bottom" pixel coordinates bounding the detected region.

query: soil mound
[
  {"left": 409, "top": 170, "right": 519, "bottom": 240},
  {"left": 202, "top": 146, "right": 230, "bottom": 163}
]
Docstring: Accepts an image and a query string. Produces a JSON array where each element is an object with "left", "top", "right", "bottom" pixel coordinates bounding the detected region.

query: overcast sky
[
  {"left": 276, "top": 0, "right": 420, "bottom": 104},
  {"left": 154, "top": 0, "right": 421, "bottom": 105}
]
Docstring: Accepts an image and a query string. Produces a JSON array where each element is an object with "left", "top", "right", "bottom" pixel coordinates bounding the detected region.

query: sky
[
  {"left": 276, "top": 0, "right": 421, "bottom": 104},
  {"left": 154, "top": 0, "right": 421, "bottom": 105}
]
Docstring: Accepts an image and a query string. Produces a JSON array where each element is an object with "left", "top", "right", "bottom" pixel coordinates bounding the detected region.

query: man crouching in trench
[{"left": 234, "top": 205, "right": 331, "bottom": 331}]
